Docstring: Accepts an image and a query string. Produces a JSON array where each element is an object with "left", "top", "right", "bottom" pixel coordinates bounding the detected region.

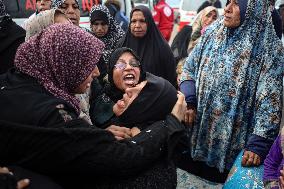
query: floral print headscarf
[
  {"left": 181, "top": 0, "right": 284, "bottom": 171},
  {"left": 52, "top": 0, "right": 79, "bottom": 9},
  {"left": 15, "top": 24, "right": 104, "bottom": 113}
]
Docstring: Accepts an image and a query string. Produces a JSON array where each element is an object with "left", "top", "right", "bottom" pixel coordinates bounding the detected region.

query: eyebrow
[
  {"left": 131, "top": 18, "right": 146, "bottom": 21},
  {"left": 117, "top": 59, "right": 127, "bottom": 62},
  {"left": 117, "top": 58, "right": 137, "bottom": 62}
]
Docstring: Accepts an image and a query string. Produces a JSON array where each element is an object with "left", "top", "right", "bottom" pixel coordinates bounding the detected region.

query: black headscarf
[
  {"left": 118, "top": 6, "right": 177, "bottom": 87},
  {"left": 170, "top": 25, "right": 192, "bottom": 64},
  {"left": 272, "top": 8, "right": 283, "bottom": 39},
  {"left": 106, "top": 47, "right": 146, "bottom": 102},
  {"left": 0, "top": 0, "right": 25, "bottom": 74},
  {"left": 90, "top": 5, "right": 125, "bottom": 81},
  {"left": 0, "top": 0, "right": 8, "bottom": 18},
  {"left": 117, "top": 72, "right": 177, "bottom": 130}
]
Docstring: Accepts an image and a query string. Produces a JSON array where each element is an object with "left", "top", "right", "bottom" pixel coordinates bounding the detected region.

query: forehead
[
  {"left": 205, "top": 10, "right": 217, "bottom": 16},
  {"left": 227, "top": 0, "right": 239, "bottom": 4},
  {"left": 131, "top": 11, "right": 145, "bottom": 20},
  {"left": 119, "top": 52, "right": 136, "bottom": 60},
  {"left": 93, "top": 20, "right": 106, "bottom": 23}
]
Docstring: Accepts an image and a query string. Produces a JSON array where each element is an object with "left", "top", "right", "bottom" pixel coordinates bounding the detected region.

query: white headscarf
[{"left": 25, "top": 9, "right": 68, "bottom": 41}]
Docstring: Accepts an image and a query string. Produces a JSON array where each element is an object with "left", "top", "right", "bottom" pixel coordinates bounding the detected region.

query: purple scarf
[{"left": 15, "top": 23, "right": 104, "bottom": 113}]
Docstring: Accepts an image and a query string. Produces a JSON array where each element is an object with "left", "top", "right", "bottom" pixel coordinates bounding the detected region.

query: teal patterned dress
[{"left": 181, "top": 0, "right": 284, "bottom": 172}]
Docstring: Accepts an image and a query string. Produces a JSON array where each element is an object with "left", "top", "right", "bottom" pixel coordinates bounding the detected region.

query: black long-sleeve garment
[
  {"left": 0, "top": 68, "right": 185, "bottom": 188},
  {"left": 0, "top": 116, "right": 183, "bottom": 188}
]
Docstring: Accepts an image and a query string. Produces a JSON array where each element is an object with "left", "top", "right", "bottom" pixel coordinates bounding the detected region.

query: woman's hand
[
  {"left": 0, "top": 167, "right": 30, "bottom": 189},
  {"left": 171, "top": 92, "right": 187, "bottom": 122},
  {"left": 184, "top": 106, "right": 196, "bottom": 126},
  {"left": 106, "top": 125, "right": 132, "bottom": 140},
  {"left": 280, "top": 169, "right": 284, "bottom": 188},
  {"left": 130, "top": 127, "right": 141, "bottom": 137},
  {"left": 241, "top": 150, "right": 261, "bottom": 167}
]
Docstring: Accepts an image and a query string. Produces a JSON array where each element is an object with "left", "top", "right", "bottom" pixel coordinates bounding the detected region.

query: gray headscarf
[{"left": 52, "top": 0, "right": 79, "bottom": 9}]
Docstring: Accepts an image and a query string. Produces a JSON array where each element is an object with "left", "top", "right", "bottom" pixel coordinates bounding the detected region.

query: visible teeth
[{"left": 124, "top": 74, "right": 134, "bottom": 80}]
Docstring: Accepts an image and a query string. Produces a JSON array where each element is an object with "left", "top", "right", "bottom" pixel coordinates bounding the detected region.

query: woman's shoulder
[{"left": 0, "top": 69, "right": 78, "bottom": 127}]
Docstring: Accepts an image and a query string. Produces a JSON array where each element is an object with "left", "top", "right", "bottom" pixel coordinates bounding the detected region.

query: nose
[
  {"left": 208, "top": 17, "right": 215, "bottom": 24},
  {"left": 224, "top": 2, "right": 232, "bottom": 13},
  {"left": 133, "top": 21, "right": 141, "bottom": 28},
  {"left": 124, "top": 63, "right": 134, "bottom": 70},
  {"left": 40, "top": 0, "right": 45, "bottom": 6},
  {"left": 97, "top": 25, "right": 103, "bottom": 31},
  {"left": 66, "top": 6, "right": 75, "bottom": 14}
]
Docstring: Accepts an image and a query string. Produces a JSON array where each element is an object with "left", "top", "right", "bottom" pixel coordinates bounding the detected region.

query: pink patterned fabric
[{"left": 14, "top": 23, "right": 104, "bottom": 113}]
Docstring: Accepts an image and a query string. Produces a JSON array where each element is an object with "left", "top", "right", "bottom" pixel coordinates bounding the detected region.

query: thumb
[
  {"left": 177, "top": 91, "right": 185, "bottom": 104},
  {"left": 17, "top": 179, "right": 30, "bottom": 189}
]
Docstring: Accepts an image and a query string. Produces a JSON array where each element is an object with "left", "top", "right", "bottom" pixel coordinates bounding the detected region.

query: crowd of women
[{"left": 0, "top": 0, "right": 284, "bottom": 188}]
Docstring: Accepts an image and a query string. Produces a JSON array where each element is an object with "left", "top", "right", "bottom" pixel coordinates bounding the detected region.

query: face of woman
[
  {"left": 202, "top": 10, "right": 218, "bottom": 28},
  {"left": 91, "top": 20, "right": 109, "bottom": 38},
  {"left": 54, "top": 12, "right": 72, "bottom": 24},
  {"left": 113, "top": 52, "right": 141, "bottom": 91},
  {"left": 73, "top": 66, "right": 100, "bottom": 94},
  {"left": 39, "top": 0, "right": 52, "bottom": 12},
  {"left": 130, "top": 11, "right": 147, "bottom": 38},
  {"left": 59, "top": 0, "right": 80, "bottom": 26},
  {"left": 224, "top": 0, "right": 241, "bottom": 28}
]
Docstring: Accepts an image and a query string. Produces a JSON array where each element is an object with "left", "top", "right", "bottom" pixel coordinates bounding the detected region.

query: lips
[
  {"left": 69, "top": 18, "right": 77, "bottom": 24},
  {"left": 97, "top": 32, "right": 105, "bottom": 36},
  {"left": 134, "top": 31, "right": 143, "bottom": 34},
  {"left": 123, "top": 74, "right": 136, "bottom": 86},
  {"left": 224, "top": 14, "right": 231, "bottom": 21}
]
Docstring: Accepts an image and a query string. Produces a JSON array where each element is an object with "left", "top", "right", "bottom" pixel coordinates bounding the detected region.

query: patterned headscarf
[
  {"left": 52, "top": 0, "right": 79, "bottom": 9},
  {"left": 0, "top": 0, "right": 8, "bottom": 17},
  {"left": 181, "top": 0, "right": 284, "bottom": 171},
  {"left": 90, "top": 5, "right": 125, "bottom": 64},
  {"left": 15, "top": 24, "right": 104, "bottom": 113},
  {"left": 25, "top": 9, "right": 69, "bottom": 41},
  {"left": 190, "top": 6, "right": 218, "bottom": 42}
]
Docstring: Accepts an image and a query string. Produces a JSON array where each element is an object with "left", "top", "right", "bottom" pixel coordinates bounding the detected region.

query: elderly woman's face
[
  {"left": 202, "top": 10, "right": 218, "bottom": 27},
  {"left": 224, "top": 0, "right": 241, "bottom": 28},
  {"left": 59, "top": 0, "right": 80, "bottom": 26},
  {"left": 130, "top": 11, "right": 147, "bottom": 38},
  {"left": 91, "top": 20, "right": 109, "bottom": 38},
  {"left": 113, "top": 52, "right": 141, "bottom": 91},
  {"left": 54, "top": 12, "right": 72, "bottom": 24},
  {"left": 39, "top": 0, "right": 52, "bottom": 12}
]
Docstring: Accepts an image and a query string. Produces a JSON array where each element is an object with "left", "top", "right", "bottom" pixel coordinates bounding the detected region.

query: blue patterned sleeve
[
  {"left": 180, "top": 38, "right": 204, "bottom": 83},
  {"left": 252, "top": 56, "right": 283, "bottom": 140}
]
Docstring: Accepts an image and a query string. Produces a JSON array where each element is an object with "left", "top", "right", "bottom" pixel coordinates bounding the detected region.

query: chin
[{"left": 133, "top": 33, "right": 145, "bottom": 38}]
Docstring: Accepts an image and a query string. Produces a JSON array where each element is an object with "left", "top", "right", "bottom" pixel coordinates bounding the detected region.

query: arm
[
  {"left": 245, "top": 56, "right": 283, "bottom": 164},
  {"left": 152, "top": 7, "right": 161, "bottom": 26},
  {"left": 0, "top": 115, "right": 185, "bottom": 178},
  {"left": 263, "top": 135, "right": 283, "bottom": 188},
  {"left": 180, "top": 40, "right": 204, "bottom": 125},
  {"left": 0, "top": 167, "right": 29, "bottom": 189}
]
